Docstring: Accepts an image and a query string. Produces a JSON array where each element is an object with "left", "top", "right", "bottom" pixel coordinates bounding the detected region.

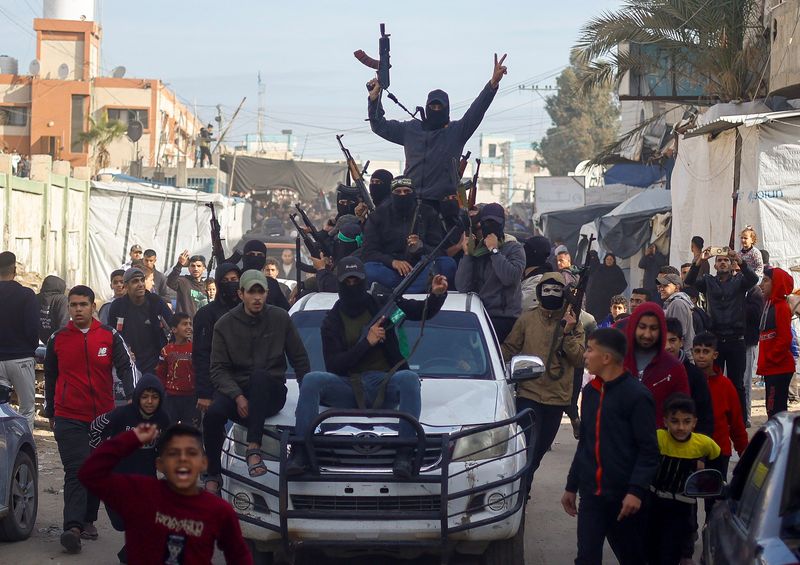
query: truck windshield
[{"left": 288, "top": 310, "right": 493, "bottom": 380}]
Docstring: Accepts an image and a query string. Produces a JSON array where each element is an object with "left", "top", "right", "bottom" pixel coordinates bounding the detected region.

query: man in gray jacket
[
  {"left": 455, "top": 203, "right": 525, "bottom": 342},
  {"left": 367, "top": 54, "right": 508, "bottom": 205},
  {"left": 202, "top": 270, "right": 310, "bottom": 493},
  {"left": 658, "top": 271, "right": 695, "bottom": 361}
]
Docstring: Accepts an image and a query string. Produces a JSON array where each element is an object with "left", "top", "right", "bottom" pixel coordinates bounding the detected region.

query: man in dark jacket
[
  {"left": 562, "top": 328, "right": 659, "bottom": 565},
  {"left": 0, "top": 251, "right": 39, "bottom": 431},
  {"left": 638, "top": 243, "right": 668, "bottom": 295},
  {"left": 107, "top": 267, "right": 172, "bottom": 375},
  {"left": 362, "top": 176, "right": 455, "bottom": 292},
  {"left": 239, "top": 239, "right": 290, "bottom": 311},
  {"left": 369, "top": 168, "right": 394, "bottom": 207},
  {"left": 289, "top": 257, "right": 447, "bottom": 479},
  {"left": 167, "top": 250, "right": 208, "bottom": 317},
  {"left": 367, "top": 54, "right": 507, "bottom": 204},
  {"left": 193, "top": 263, "right": 241, "bottom": 413},
  {"left": 203, "top": 270, "right": 309, "bottom": 492},
  {"left": 37, "top": 275, "right": 70, "bottom": 344},
  {"left": 44, "top": 285, "right": 134, "bottom": 553},
  {"left": 685, "top": 248, "right": 759, "bottom": 416},
  {"left": 623, "top": 302, "right": 690, "bottom": 425},
  {"left": 455, "top": 203, "right": 525, "bottom": 342}
]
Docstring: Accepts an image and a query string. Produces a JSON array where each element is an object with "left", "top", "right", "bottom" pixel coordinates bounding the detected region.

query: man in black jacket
[
  {"left": 289, "top": 257, "right": 448, "bottom": 479},
  {"left": 367, "top": 54, "right": 507, "bottom": 204},
  {"left": 363, "top": 177, "right": 455, "bottom": 292},
  {"left": 107, "top": 268, "right": 172, "bottom": 375},
  {"left": 239, "top": 239, "right": 290, "bottom": 311},
  {"left": 562, "top": 328, "right": 659, "bottom": 565},
  {"left": 37, "top": 274, "right": 69, "bottom": 344},
  {"left": 193, "top": 263, "right": 241, "bottom": 413},
  {"left": 685, "top": 248, "right": 759, "bottom": 416}
]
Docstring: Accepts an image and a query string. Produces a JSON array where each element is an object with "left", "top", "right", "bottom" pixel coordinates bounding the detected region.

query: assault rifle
[
  {"left": 457, "top": 151, "right": 471, "bottom": 178},
  {"left": 336, "top": 134, "right": 374, "bottom": 212},
  {"left": 289, "top": 213, "right": 321, "bottom": 258},
  {"left": 366, "top": 226, "right": 457, "bottom": 334},
  {"left": 205, "top": 202, "right": 226, "bottom": 274},
  {"left": 295, "top": 236, "right": 304, "bottom": 295},
  {"left": 468, "top": 158, "right": 481, "bottom": 210},
  {"left": 354, "top": 23, "right": 391, "bottom": 90}
]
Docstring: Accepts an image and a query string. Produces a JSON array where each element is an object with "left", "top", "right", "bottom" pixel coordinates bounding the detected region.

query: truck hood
[{"left": 264, "top": 378, "right": 503, "bottom": 430}]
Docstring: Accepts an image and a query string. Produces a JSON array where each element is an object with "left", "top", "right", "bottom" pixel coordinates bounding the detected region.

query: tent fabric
[
  {"left": 220, "top": 154, "right": 346, "bottom": 201},
  {"left": 595, "top": 189, "right": 672, "bottom": 259},
  {"left": 88, "top": 181, "right": 250, "bottom": 302},
  {"left": 604, "top": 160, "right": 674, "bottom": 188},
  {"left": 539, "top": 203, "right": 619, "bottom": 257}
]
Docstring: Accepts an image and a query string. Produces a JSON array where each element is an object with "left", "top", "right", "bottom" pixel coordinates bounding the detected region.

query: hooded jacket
[
  {"left": 368, "top": 82, "right": 498, "bottom": 201},
  {"left": 678, "top": 350, "right": 715, "bottom": 437},
  {"left": 758, "top": 267, "right": 795, "bottom": 376},
  {"left": 584, "top": 260, "right": 628, "bottom": 322},
  {"left": 37, "top": 275, "right": 69, "bottom": 344},
  {"left": 707, "top": 366, "right": 748, "bottom": 457},
  {"left": 520, "top": 264, "right": 554, "bottom": 311},
  {"left": 44, "top": 319, "right": 135, "bottom": 422},
  {"left": 663, "top": 290, "right": 695, "bottom": 361},
  {"left": 0, "top": 279, "right": 38, "bottom": 360},
  {"left": 623, "top": 303, "right": 690, "bottom": 425},
  {"left": 88, "top": 373, "right": 171, "bottom": 476},
  {"left": 501, "top": 273, "right": 585, "bottom": 405},
  {"left": 565, "top": 372, "right": 659, "bottom": 501},
  {"left": 362, "top": 196, "right": 444, "bottom": 267},
  {"left": 685, "top": 260, "right": 759, "bottom": 337},
  {"left": 210, "top": 303, "right": 310, "bottom": 399},
  {"left": 455, "top": 239, "right": 525, "bottom": 318}
]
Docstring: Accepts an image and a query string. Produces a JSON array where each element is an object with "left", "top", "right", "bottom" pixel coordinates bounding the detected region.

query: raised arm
[
  {"left": 456, "top": 54, "right": 506, "bottom": 142},
  {"left": 367, "top": 79, "right": 407, "bottom": 145}
]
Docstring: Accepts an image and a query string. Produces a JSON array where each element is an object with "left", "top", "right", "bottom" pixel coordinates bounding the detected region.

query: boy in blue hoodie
[{"left": 88, "top": 373, "right": 171, "bottom": 563}]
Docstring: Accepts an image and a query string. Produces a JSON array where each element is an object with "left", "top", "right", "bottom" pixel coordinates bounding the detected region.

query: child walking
[{"left": 156, "top": 313, "right": 198, "bottom": 426}]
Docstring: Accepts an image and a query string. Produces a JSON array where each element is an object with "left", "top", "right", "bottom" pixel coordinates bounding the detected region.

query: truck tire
[
  {"left": 0, "top": 451, "right": 38, "bottom": 541},
  {"left": 480, "top": 517, "right": 525, "bottom": 565}
]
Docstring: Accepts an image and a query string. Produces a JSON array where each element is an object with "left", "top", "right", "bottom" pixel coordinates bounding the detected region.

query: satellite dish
[
  {"left": 29, "top": 59, "right": 40, "bottom": 76},
  {"left": 127, "top": 120, "right": 143, "bottom": 143},
  {"left": 111, "top": 66, "right": 126, "bottom": 79},
  {"left": 57, "top": 63, "right": 69, "bottom": 80}
]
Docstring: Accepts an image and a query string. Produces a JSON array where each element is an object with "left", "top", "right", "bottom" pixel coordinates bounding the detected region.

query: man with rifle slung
[
  {"left": 367, "top": 54, "right": 508, "bottom": 208},
  {"left": 287, "top": 257, "right": 448, "bottom": 479}
]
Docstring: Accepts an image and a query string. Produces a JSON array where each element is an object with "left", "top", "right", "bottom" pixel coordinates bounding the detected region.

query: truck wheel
[
  {"left": 247, "top": 540, "right": 274, "bottom": 565},
  {"left": 480, "top": 517, "right": 525, "bottom": 565},
  {"left": 0, "top": 451, "right": 38, "bottom": 541}
]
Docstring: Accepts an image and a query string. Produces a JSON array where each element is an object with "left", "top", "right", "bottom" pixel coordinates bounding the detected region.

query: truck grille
[
  {"left": 291, "top": 494, "right": 441, "bottom": 512},
  {"left": 313, "top": 440, "right": 443, "bottom": 471}
]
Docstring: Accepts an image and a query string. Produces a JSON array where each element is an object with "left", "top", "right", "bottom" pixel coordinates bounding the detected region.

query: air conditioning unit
[{"left": 769, "top": 0, "right": 800, "bottom": 95}]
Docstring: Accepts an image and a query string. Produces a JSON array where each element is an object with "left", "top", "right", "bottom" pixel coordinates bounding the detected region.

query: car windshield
[
  {"left": 782, "top": 419, "right": 800, "bottom": 540},
  {"left": 288, "top": 310, "right": 493, "bottom": 380}
]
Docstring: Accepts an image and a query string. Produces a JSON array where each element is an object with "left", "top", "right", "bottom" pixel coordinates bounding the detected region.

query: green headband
[{"left": 337, "top": 232, "right": 363, "bottom": 247}]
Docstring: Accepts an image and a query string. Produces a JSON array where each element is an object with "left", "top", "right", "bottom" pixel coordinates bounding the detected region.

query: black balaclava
[
  {"left": 338, "top": 279, "right": 369, "bottom": 317},
  {"left": 524, "top": 236, "right": 551, "bottom": 269},
  {"left": 215, "top": 262, "right": 242, "bottom": 307},
  {"left": 481, "top": 219, "right": 504, "bottom": 240},
  {"left": 537, "top": 279, "right": 566, "bottom": 311},
  {"left": 440, "top": 194, "right": 460, "bottom": 219},
  {"left": 336, "top": 184, "right": 361, "bottom": 217},
  {"left": 390, "top": 177, "right": 416, "bottom": 217},
  {"left": 242, "top": 240, "right": 267, "bottom": 272},
  {"left": 424, "top": 89, "right": 450, "bottom": 130},
  {"left": 369, "top": 169, "right": 393, "bottom": 207}
]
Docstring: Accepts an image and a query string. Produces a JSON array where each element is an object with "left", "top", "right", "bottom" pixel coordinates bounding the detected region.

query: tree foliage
[
  {"left": 539, "top": 60, "right": 620, "bottom": 176},
  {"left": 79, "top": 112, "right": 127, "bottom": 174}
]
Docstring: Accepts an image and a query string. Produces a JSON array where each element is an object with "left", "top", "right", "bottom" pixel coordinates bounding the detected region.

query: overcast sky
[{"left": 0, "top": 0, "right": 622, "bottom": 162}]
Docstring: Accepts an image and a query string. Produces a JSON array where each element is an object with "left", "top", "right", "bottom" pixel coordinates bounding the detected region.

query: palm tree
[{"left": 79, "top": 112, "right": 128, "bottom": 174}]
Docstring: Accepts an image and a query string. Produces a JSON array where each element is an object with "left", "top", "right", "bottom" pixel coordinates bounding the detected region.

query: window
[
  {"left": 736, "top": 436, "right": 774, "bottom": 528},
  {"left": 524, "top": 160, "right": 539, "bottom": 173},
  {"left": 0, "top": 106, "right": 29, "bottom": 127},
  {"left": 488, "top": 144, "right": 497, "bottom": 158},
  {"left": 71, "top": 95, "right": 86, "bottom": 153},
  {"left": 107, "top": 108, "right": 149, "bottom": 128}
]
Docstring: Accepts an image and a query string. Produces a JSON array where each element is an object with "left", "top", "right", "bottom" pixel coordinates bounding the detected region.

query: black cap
[
  {"left": 0, "top": 251, "right": 15, "bottom": 269},
  {"left": 336, "top": 256, "right": 366, "bottom": 282}
]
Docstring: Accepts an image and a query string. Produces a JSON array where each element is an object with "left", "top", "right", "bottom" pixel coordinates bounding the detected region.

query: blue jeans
[
  {"left": 365, "top": 256, "right": 457, "bottom": 293},
  {"left": 294, "top": 370, "right": 422, "bottom": 439}
]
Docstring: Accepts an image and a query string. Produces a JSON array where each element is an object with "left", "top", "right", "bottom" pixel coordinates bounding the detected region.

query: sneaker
[
  {"left": 60, "top": 527, "right": 82, "bottom": 554},
  {"left": 570, "top": 416, "right": 581, "bottom": 440},
  {"left": 81, "top": 522, "right": 98, "bottom": 540},
  {"left": 286, "top": 450, "right": 309, "bottom": 477},
  {"left": 392, "top": 447, "right": 415, "bottom": 479}
]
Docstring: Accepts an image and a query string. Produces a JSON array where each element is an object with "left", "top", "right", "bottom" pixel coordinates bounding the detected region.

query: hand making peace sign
[{"left": 490, "top": 53, "right": 508, "bottom": 88}]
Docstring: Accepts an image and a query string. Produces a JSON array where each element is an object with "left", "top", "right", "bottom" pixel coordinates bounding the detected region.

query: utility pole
[{"left": 257, "top": 72, "right": 265, "bottom": 153}]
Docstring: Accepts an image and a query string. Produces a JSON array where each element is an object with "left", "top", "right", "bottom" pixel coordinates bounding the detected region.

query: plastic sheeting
[
  {"left": 220, "top": 154, "right": 346, "bottom": 201},
  {"left": 595, "top": 189, "right": 672, "bottom": 259},
  {"left": 539, "top": 203, "right": 619, "bottom": 257},
  {"left": 88, "top": 181, "right": 250, "bottom": 301},
  {"left": 604, "top": 159, "right": 674, "bottom": 188}
]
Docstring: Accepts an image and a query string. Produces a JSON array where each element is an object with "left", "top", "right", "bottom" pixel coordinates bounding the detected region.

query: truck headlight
[
  {"left": 231, "top": 424, "right": 281, "bottom": 461},
  {"left": 452, "top": 425, "right": 511, "bottom": 461}
]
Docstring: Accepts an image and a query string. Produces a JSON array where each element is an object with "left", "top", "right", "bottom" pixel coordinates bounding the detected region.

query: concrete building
[
  {"left": 475, "top": 134, "right": 549, "bottom": 206},
  {"left": 0, "top": 0, "right": 202, "bottom": 172}
]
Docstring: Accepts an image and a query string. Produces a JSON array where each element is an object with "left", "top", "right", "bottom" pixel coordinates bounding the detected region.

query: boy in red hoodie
[
  {"left": 156, "top": 313, "right": 197, "bottom": 425},
  {"left": 79, "top": 422, "right": 252, "bottom": 565},
  {"left": 623, "top": 302, "right": 690, "bottom": 425},
  {"left": 758, "top": 266, "right": 796, "bottom": 417},
  {"left": 692, "top": 331, "right": 748, "bottom": 518}
]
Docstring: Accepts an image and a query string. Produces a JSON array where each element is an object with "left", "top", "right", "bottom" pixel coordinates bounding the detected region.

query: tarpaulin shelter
[
  {"left": 539, "top": 203, "right": 619, "bottom": 257},
  {"left": 88, "top": 180, "right": 250, "bottom": 301},
  {"left": 220, "top": 154, "right": 346, "bottom": 201},
  {"left": 671, "top": 108, "right": 800, "bottom": 278},
  {"left": 604, "top": 159, "right": 675, "bottom": 188},
  {"left": 595, "top": 189, "right": 672, "bottom": 259}
]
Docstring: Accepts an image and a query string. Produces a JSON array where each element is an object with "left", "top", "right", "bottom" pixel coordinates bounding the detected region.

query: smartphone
[{"left": 708, "top": 246, "right": 729, "bottom": 256}]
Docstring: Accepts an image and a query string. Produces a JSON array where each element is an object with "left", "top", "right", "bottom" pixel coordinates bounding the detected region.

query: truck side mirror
[
  {"left": 684, "top": 469, "right": 725, "bottom": 498},
  {"left": 508, "top": 355, "right": 545, "bottom": 383}
]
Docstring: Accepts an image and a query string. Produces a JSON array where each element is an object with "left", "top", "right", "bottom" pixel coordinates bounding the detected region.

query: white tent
[
  {"left": 671, "top": 111, "right": 800, "bottom": 280},
  {"left": 89, "top": 180, "right": 250, "bottom": 301}
]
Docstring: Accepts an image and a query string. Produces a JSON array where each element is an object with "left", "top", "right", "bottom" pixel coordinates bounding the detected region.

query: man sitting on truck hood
[{"left": 288, "top": 257, "right": 448, "bottom": 479}]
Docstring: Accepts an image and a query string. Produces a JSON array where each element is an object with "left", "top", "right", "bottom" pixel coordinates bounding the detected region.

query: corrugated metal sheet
[{"left": 684, "top": 109, "right": 800, "bottom": 138}]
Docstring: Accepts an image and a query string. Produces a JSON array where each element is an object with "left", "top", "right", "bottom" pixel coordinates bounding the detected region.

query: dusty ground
[{"left": 0, "top": 386, "right": 788, "bottom": 565}]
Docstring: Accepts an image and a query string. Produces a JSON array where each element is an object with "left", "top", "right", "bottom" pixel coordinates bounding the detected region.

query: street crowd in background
[{"left": 0, "top": 52, "right": 798, "bottom": 565}]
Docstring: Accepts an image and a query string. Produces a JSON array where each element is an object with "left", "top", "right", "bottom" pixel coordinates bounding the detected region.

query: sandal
[
  {"left": 202, "top": 473, "right": 222, "bottom": 495},
  {"left": 246, "top": 448, "right": 268, "bottom": 478}
]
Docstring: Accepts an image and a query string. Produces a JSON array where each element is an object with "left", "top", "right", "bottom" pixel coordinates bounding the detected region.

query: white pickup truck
[{"left": 220, "top": 292, "right": 540, "bottom": 564}]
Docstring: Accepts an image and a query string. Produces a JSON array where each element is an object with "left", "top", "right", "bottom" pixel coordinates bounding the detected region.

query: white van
[{"left": 220, "top": 292, "right": 539, "bottom": 564}]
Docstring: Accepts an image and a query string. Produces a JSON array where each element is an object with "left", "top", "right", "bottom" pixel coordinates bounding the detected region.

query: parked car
[
  {"left": 0, "top": 385, "right": 38, "bottom": 541},
  {"left": 220, "top": 292, "right": 537, "bottom": 564},
  {"left": 684, "top": 412, "right": 800, "bottom": 564}
]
